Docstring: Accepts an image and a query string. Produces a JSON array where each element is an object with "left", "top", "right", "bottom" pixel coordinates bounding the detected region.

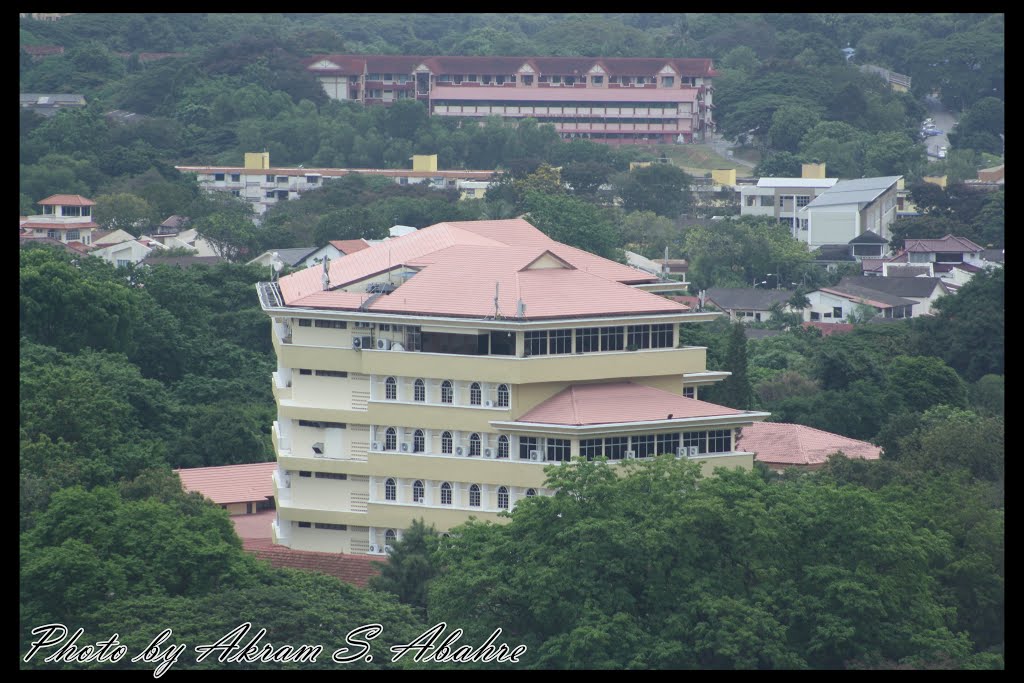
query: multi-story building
[
  {"left": 303, "top": 55, "right": 717, "bottom": 144},
  {"left": 798, "top": 176, "right": 902, "bottom": 247},
  {"left": 258, "top": 218, "right": 769, "bottom": 556},
  {"left": 739, "top": 177, "right": 839, "bottom": 239},
  {"left": 20, "top": 194, "right": 101, "bottom": 246},
  {"left": 176, "top": 153, "right": 496, "bottom": 219}
]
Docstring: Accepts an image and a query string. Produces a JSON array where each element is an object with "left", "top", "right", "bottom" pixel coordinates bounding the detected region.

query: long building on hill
[
  {"left": 257, "top": 218, "right": 767, "bottom": 556},
  {"left": 302, "top": 55, "right": 717, "bottom": 145}
]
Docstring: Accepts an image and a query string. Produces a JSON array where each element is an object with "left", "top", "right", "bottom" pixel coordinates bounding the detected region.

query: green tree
[
  {"left": 93, "top": 192, "right": 158, "bottom": 235},
  {"left": 194, "top": 210, "right": 258, "bottom": 262},
  {"left": 767, "top": 105, "right": 822, "bottom": 154},
  {"left": 712, "top": 322, "right": 753, "bottom": 409},
  {"left": 613, "top": 163, "right": 692, "bottom": 217},
  {"left": 368, "top": 518, "right": 438, "bottom": 616},
  {"left": 523, "top": 191, "right": 621, "bottom": 260}
]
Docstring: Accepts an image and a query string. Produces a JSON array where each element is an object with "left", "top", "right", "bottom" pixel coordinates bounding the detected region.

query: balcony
[{"left": 271, "top": 372, "right": 292, "bottom": 401}]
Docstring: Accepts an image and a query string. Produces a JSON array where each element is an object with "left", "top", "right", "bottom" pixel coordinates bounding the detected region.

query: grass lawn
[{"left": 639, "top": 144, "right": 745, "bottom": 175}]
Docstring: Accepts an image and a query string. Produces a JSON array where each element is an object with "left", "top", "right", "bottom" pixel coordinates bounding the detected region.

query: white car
[{"left": 938, "top": 146, "right": 947, "bottom": 159}]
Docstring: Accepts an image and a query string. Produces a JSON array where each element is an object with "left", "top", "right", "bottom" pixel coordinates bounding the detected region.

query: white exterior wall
[
  {"left": 806, "top": 208, "right": 857, "bottom": 247},
  {"left": 91, "top": 240, "right": 155, "bottom": 266},
  {"left": 804, "top": 290, "right": 856, "bottom": 323},
  {"left": 740, "top": 187, "right": 776, "bottom": 217}
]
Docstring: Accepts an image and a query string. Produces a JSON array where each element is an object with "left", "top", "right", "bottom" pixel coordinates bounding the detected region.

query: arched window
[
  {"left": 385, "top": 478, "right": 397, "bottom": 501},
  {"left": 469, "top": 433, "right": 481, "bottom": 457},
  {"left": 497, "top": 384, "right": 510, "bottom": 408},
  {"left": 441, "top": 380, "right": 453, "bottom": 404},
  {"left": 441, "top": 431, "right": 453, "bottom": 454},
  {"left": 384, "top": 529, "right": 396, "bottom": 550},
  {"left": 526, "top": 488, "right": 537, "bottom": 497},
  {"left": 413, "top": 480, "right": 424, "bottom": 502},
  {"left": 414, "top": 378, "right": 425, "bottom": 402},
  {"left": 385, "top": 427, "right": 397, "bottom": 451},
  {"left": 498, "top": 435, "right": 509, "bottom": 459},
  {"left": 413, "top": 429, "right": 425, "bottom": 453},
  {"left": 470, "top": 382, "right": 482, "bottom": 406},
  {"left": 469, "top": 484, "right": 481, "bottom": 507},
  {"left": 498, "top": 486, "right": 509, "bottom": 510},
  {"left": 440, "top": 482, "right": 452, "bottom": 505},
  {"left": 385, "top": 376, "right": 397, "bottom": 400}
]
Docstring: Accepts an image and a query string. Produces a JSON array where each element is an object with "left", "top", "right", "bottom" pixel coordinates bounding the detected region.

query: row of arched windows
[
  {"left": 381, "top": 428, "right": 511, "bottom": 458},
  {"left": 383, "top": 378, "right": 510, "bottom": 407},
  {"left": 383, "top": 478, "right": 534, "bottom": 509}
]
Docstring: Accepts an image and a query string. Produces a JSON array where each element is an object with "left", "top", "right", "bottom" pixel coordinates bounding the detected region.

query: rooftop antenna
[
  {"left": 516, "top": 298, "right": 526, "bottom": 318},
  {"left": 321, "top": 254, "right": 331, "bottom": 291},
  {"left": 493, "top": 282, "right": 502, "bottom": 319}
]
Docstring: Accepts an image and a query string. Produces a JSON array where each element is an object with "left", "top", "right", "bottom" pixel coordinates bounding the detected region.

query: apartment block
[
  {"left": 303, "top": 55, "right": 717, "bottom": 145},
  {"left": 258, "top": 218, "right": 768, "bottom": 556}
]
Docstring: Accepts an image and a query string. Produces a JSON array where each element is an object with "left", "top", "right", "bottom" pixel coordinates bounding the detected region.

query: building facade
[
  {"left": 739, "top": 177, "right": 838, "bottom": 239},
  {"left": 798, "top": 176, "right": 902, "bottom": 247},
  {"left": 21, "top": 194, "right": 101, "bottom": 245},
  {"left": 303, "top": 55, "right": 717, "bottom": 144},
  {"left": 176, "top": 153, "right": 496, "bottom": 219},
  {"left": 259, "top": 219, "right": 767, "bottom": 556}
]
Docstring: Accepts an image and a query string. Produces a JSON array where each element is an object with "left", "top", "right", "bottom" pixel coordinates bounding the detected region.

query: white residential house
[
  {"left": 90, "top": 237, "right": 164, "bottom": 268},
  {"left": 799, "top": 176, "right": 902, "bottom": 247},
  {"left": 21, "top": 194, "right": 101, "bottom": 245},
  {"left": 805, "top": 285, "right": 915, "bottom": 323}
]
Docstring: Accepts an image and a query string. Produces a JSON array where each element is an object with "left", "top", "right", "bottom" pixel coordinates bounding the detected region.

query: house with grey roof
[
  {"left": 20, "top": 93, "right": 86, "bottom": 117},
  {"left": 805, "top": 282, "right": 916, "bottom": 324},
  {"left": 834, "top": 275, "right": 948, "bottom": 316},
  {"left": 798, "top": 176, "right": 902, "bottom": 248},
  {"left": 704, "top": 287, "right": 794, "bottom": 323},
  {"left": 248, "top": 247, "right": 318, "bottom": 269}
]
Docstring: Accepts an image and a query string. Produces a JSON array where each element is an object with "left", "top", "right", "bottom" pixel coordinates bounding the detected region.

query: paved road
[
  {"left": 709, "top": 134, "right": 757, "bottom": 168},
  {"left": 923, "top": 94, "right": 957, "bottom": 158}
]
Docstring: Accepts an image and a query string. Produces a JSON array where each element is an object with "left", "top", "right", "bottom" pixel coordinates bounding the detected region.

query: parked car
[
  {"left": 938, "top": 146, "right": 947, "bottom": 159},
  {"left": 923, "top": 128, "right": 944, "bottom": 136}
]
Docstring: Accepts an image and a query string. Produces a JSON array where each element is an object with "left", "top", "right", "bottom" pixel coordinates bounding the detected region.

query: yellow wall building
[{"left": 260, "top": 218, "right": 768, "bottom": 556}]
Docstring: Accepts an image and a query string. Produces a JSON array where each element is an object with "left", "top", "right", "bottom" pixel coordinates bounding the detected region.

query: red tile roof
[
  {"left": 279, "top": 219, "right": 676, "bottom": 320},
  {"left": 175, "top": 462, "right": 277, "bottom": 505},
  {"left": 38, "top": 194, "right": 96, "bottom": 206},
  {"left": 903, "top": 234, "right": 984, "bottom": 253},
  {"left": 517, "top": 382, "right": 744, "bottom": 426},
  {"left": 304, "top": 55, "right": 716, "bottom": 78},
  {"left": 329, "top": 239, "right": 371, "bottom": 255},
  {"left": 738, "top": 422, "right": 881, "bottom": 467},
  {"left": 242, "top": 539, "right": 384, "bottom": 588}
]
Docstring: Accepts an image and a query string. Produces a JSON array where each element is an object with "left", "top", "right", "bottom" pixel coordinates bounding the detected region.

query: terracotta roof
[
  {"left": 231, "top": 509, "right": 275, "bottom": 540},
  {"left": 738, "top": 422, "right": 881, "bottom": 467},
  {"left": 431, "top": 86, "right": 698, "bottom": 102},
  {"left": 278, "top": 219, "right": 675, "bottom": 320},
  {"left": 38, "top": 194, "right": 96, "bottom": 206},
  {"left": 329, "top": 239, "right": 371, "bottom": 255},
  {"left": 903, "top": 234, "right": 984, "bottom": 253},
  {"left": 801, "top": 321, "right": 855, "bottom": 336},
  {"left": 305, "top": 55, "right": 716, "bottom": 78},
  {"left": 517, "top": 382, "right": 744, "bottom": 426},
  {"left": 243, "top": 539, "right": 384, "bottom": 589},
  {"left": 175, "top": 462, "right": 277, "bottom": 505}
]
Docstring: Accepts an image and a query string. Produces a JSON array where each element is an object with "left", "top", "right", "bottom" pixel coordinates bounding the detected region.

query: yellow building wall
[
  {"left": 245, "top": 152, "right": 271, "bottom": 170},
  {"left": 711, "top": 168, "right": 736, "bottom": 186},
  {"left": 802, "top": 162, "right": 826, "bottom": 179},
  {"left": 923, "top": 175, "right": 948, "bottom": 189},
  {"left": 412, "top": 154, "right": 438, "bottom": 172}
]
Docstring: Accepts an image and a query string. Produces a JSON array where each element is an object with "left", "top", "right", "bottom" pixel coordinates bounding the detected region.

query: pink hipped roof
[
  {"left": 277, "top": 219, "right": 678, "bottom": 320},
  {"left": 175, "top": 462, "right": 277, "bottom": 505},
  {"left": 516, "top": 382, "right": 744, "bottom": 426},
  {"left": 738, "top": 422, "right": 881, "bottom": 466}
]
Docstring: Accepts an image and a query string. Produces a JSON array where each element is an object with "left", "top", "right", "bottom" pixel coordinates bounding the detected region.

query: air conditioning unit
[
  {"left": 624, "top": 450, "right": 636, "bottom": 459},
  {"left": 312, "top": 443, "right": 324, "bottom": 455},
  {"left": 384, "top": 545, "right": 393, "bottom": 553},
  {"left": 376, "top": 338, "right": 391, "bottom": 351},
  {"left": 371, "top": 441, "right": 382, "bottom": 451},
  {"left": 675, "top": 447, "right": 686, "bottom": 459},
  {"left": 483, "top": 448, "right": 494, "bottom": 458},
  {"left": 368, "top": 544, "right": 380, "bottom": 553},
  {"left": 354, "top": 321, "right": 374, "bottom": 329},
  {"left": 529, "top": 450, "right": 540, "bottom": 461},
  {"left": 688, "top": 446, "right": 700, "bottom": 458},
  {"left": 455, "top": 446, "right": 464, "bottom": 456},
  {"left": 484, "top": 400, "right": 494, "bottom": 408},
  {"left": 353, "top": 335, "right": 373, "bottom": 350},
  {"left": 400, "top": 443, "right": 410, "bottom": 452}
]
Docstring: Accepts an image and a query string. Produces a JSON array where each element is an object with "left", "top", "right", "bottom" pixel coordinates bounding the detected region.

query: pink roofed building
[
  {"left": 175, "top": 462, "right": 278, "bottom": 516},
  {"left": 21, "top": 194, "right": 101, "bottom": 245},
  {"left": 303, "top": 54, "right": 717, "bottom": 144},
  {"left": 737, "top": 422, "right": 882, "bottom": 471},
  {"left": 258, "top": 218, "right": 763, "bottom": 557}
]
